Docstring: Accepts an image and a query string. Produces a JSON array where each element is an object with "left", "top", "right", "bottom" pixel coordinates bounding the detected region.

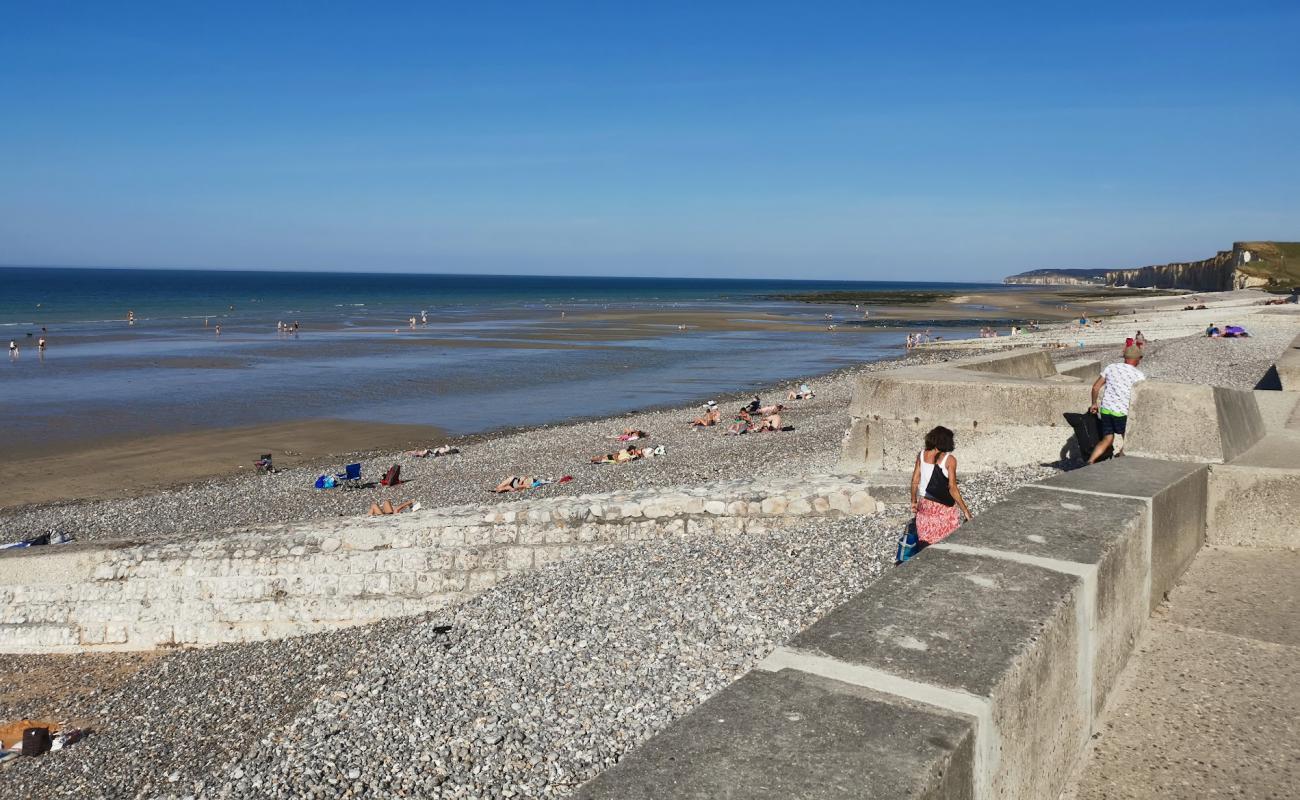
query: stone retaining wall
[{"left": 0, "top": 476, "right": 882, "bottom": 653}]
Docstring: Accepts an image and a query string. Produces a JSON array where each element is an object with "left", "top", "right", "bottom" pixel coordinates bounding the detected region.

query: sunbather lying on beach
[
  {"left": 493, "top": 476, "right": 531, "bottom": 492},
  {"left": 591, "top": 446, "right": 643, "bottom": 464},
  {"left": 755, "top": 413, "right": 784, "bottom": 432},
  {"left": 725, "top": 410, "right": 753, "bottom": 435},
  {"left": 690, "top": 408, "right": 722, "bottom": 427},
  {"left": 406, "top": 445, "right": 460, "bottom": 458},
  {"left": 617, "top": 429, "right": 649, "bottom": 441},
  {"left": 787, "top": 382, "right": 814, "bottom": 400},
  {"left": 756, "top": 403, "right": 784, "bottom": 417},
  {"left": 369, "top": 500, "right": 417, "bottom": 516}
]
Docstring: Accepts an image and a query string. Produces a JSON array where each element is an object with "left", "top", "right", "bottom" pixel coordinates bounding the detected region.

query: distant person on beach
[
  {"left": 909, "top": 426, "right": 972, "bottom": 546},
  {"left": 37, "top": 336, "right": 46, "bottom": 351},
  {"left": 755, "top": 410, "right": 784, "bottom": 431},
  {"left": 1134, "top": 331, "right": 1146, "bottom": 347},
  {"left": 725, "top": 409, "right": 754, "bottom": 435},
  {"left": 1087, "top": 345, "right": 1145, "bottom": 463},
  {"left": 369, "top": 499, "right": 416, "bottom": 516},
  {"left": 8, "top": 340, "right": 17, "bottom": 357},
  {"left": 690, "top": 407, "right": 721, "bottom": 426},
  {"left": 787, "top": 382, "right": 813, "bottom": 400},
  {"left": 1206, "top": 324, "right": 1220, "bottom": 338},
  {"left": 215, "top": 324, "right": 222, "bottom": 336}
]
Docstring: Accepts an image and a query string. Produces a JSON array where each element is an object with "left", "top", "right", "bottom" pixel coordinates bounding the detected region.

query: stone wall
[{"left": 0, "top": 476, "right": 882, "bottom": 653}]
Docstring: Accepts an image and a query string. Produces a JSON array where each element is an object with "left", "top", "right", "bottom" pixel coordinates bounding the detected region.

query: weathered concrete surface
[
  {"left": 1125, "top": 382, "right": 1265, "bottom": 463},
  {"left": 578, "top": 669, "right": 976, "bottom": 800},
  {"left": 1207, "top": 431, "right": 1300, "bottom": 549},
  {"left": 785, "top": 549, "right": 1085, "bottom": 800},
  {"left": 936, "top": 486, "right": 1149, "bottom": 718},
  {"left": 840, "top": 351, "right": 1099, "bottom": 474},
  {"left": 1275, "top": 330, "right": 1300, "bottom": 391},
  {"left": 1065, "top": 548, "right": 1300, "bottom": 800},
  {"left": 1036, "top": 458, "right": 1208, "bottom": 608},
  {"left": 1165, "top": 548, "right": 1300, "bottom": 647},
  {"left": 0, "top": 476, "right": 880, "bottom": 653},
  {"left": 952, "top": 349, "right": 1058, "bottom": 379},
  {"left": 1253, "top": 388, "right": 1300, "bottom": 431}
]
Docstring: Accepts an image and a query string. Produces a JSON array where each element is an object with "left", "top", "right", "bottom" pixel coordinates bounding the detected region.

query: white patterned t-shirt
[{"left": 1099, "top": 363, "right": 1145, "bottom": 416}]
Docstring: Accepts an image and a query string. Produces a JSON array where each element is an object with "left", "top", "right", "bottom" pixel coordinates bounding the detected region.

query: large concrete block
[
  {"left": 577, "top": 668, "right": 975, "bottom": 800},
  {"left": 937, "top": 486, "right": 1149, "bottom": 718},
  {"left": 1035, "top": 458, "right": 1208, "bottom": 608},
  {"left": 952, "top": 349, "right": 1057, "bottom": 379},
  {"left": 1253, "top": 390, "right": 1300, "bottom": 432},
  {"left": 1275, "top": 331, "right": 1300, "bottom": 391},
  {"left": 785, "top": 549, "right": 1086, "bottom": 800},
  {"left": 1207, "top": 431, "right": 1300, "bottom": 548},
  {"left": 1125, "top": 382, "right": 1264, "bottom": 464}
]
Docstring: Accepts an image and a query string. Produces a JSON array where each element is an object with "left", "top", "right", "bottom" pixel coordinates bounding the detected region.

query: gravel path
[{"left": 1, "top": 465, "right": 1052, "bottom": 798}]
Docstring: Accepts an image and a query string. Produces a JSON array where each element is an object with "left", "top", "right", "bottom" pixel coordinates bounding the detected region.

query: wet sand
[{"left": 1, "top": 420, "right": 446, "bottom": 509}]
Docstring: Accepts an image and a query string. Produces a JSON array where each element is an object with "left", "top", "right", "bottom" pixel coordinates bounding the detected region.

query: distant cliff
[
  {"left": 1003, "top": 269, "right": 1108, "bottom": 286},
  {"left": 1004, "top": 242, "right": 1300, "bottom": 292}
]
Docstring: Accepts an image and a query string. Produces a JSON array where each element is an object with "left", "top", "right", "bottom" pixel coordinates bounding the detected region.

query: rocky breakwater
[{"left": 0, "top": 475, "right": 883, "bottom": 653}]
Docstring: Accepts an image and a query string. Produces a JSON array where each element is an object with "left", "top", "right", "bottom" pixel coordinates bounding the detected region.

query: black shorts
[{"left": 1098, "top": 413, "right": 1127, "bottom": 437}]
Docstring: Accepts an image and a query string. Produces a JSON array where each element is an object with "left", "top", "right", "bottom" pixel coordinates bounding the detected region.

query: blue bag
[{"left": 895, "top": 520, "right": 921, "bottom": 564}]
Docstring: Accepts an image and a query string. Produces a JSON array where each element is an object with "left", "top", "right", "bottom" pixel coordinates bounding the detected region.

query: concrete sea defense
[
  {"left": 0, "top": 476, "right": 881, "bottom": 652},
  {"left": 838, "top": 350, "right": 1101, "bottom": 477},
  {"left": 579, "top": 458, "right": 1210, "bottom": 800}
]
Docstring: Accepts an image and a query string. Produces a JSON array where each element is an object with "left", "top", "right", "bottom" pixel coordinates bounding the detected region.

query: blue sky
[{"left": 1, "top": 1, "right": 1296, "bottom": 281}]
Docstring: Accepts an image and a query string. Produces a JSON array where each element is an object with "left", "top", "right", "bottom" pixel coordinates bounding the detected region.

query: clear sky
[{"left": 1, "top": 1, "right": 1297, "bottom": 281}]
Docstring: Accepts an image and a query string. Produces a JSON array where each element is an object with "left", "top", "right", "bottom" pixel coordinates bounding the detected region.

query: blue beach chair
[{"left": 336, "top": 463, "right": 362, "bottom": 488}]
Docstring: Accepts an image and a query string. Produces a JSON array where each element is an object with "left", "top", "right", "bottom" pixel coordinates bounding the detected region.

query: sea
[{"left": 0, "top": 266, "right": 1007, "bottom": 455}]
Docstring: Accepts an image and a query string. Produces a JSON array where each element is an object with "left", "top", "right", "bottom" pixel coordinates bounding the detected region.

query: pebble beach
[{"left": 2, "top": 289, "right": 1297, "bottom": 797}]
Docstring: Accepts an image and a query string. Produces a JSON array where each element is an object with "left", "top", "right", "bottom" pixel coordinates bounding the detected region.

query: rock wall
[
  {"left": 0, "top": 477, "right": 882, "bottom": 653},
  {"left": 1105, "top": 247, "right": 1241, "bottom": 291}
]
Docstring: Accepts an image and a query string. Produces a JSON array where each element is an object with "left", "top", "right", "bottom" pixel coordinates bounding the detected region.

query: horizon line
[{"left": 0, "top": 263, "right": 1005, "bottom": 287}]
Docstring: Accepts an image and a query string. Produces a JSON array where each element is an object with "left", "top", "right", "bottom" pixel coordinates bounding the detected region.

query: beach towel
[{"left": 314, "top": 474, "right": 336, "bottom": 489}]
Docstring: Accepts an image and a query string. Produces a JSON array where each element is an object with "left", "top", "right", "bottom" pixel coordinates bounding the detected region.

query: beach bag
[
  {"left": 1064, "top": 411, "right": 1111, "bottom": 462},
  {"left": 315, "top": 474, "right": 336, "bottom": 490},
  {"left": 896, "top": 520, "right": 921, "bottom": 564},
  {"left": 380, "top": 464, "right": 402, "bottom": 486},
  {"left": 22, "top": 727, "right": 51, "bottom": 757},
  {"left": 924, "top": 454, "right": 956, "bottom": 507}
]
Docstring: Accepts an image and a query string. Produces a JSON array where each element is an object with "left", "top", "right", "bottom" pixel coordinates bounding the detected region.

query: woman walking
[{"left": 909, "top": 426, "right": 973, "bottom": 545}]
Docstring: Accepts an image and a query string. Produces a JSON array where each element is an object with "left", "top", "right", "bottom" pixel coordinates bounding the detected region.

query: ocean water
[{"left": 1, "top": 266, "right": 1004, "bottom": 454}]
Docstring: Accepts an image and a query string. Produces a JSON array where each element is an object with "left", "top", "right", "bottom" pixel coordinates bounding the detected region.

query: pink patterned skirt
[{"left": 916, "top": 497, "right": 961, "bottom": 544}]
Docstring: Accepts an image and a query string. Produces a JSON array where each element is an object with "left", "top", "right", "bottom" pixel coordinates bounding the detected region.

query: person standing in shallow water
[{"left": 909, "top": 425, "right": 973, "bottom": 546}]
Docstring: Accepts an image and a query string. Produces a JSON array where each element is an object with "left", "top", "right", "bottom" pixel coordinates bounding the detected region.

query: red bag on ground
[{"left": 380, "top": 464, "right": 402, "bottom": 486}]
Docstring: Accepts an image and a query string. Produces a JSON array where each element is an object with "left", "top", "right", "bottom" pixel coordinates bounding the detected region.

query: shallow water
[{"left": 1, "top": 267, "right": 996, "bottom": 453}]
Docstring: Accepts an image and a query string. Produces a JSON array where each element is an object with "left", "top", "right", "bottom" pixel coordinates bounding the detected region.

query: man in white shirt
[{"left": 1087, "top": 344, "right": 1146, "bottom": 463}]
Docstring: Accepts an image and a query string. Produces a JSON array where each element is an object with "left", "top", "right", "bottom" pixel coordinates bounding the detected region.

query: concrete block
[
  {"left": 786, "top": 548, "right": 1086, "bottom": 800},
  {"left": 939, "top": 486, "right": 1149, "bottom": 718},
  {"left": 1035, "top": 457, "right": 1208, "bottom": 608},
  {"left": 1126, "top": 382, "right": 1264, "bottom": 464},
  {"left": 577, "top": 668, "right": 975, "bottom": 800},
  {"left": 1275, "top": 331, "right": 1300, "bottom": 391},
  {"left": 1253, "top": 390, "right": 1300, "bottom": 432},
  {"left": 953, "top": 349, "right": 1057, "bottom": 379},
  {"left": 1207, "top": 435, "right": 1300, "bottom": 548}
]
